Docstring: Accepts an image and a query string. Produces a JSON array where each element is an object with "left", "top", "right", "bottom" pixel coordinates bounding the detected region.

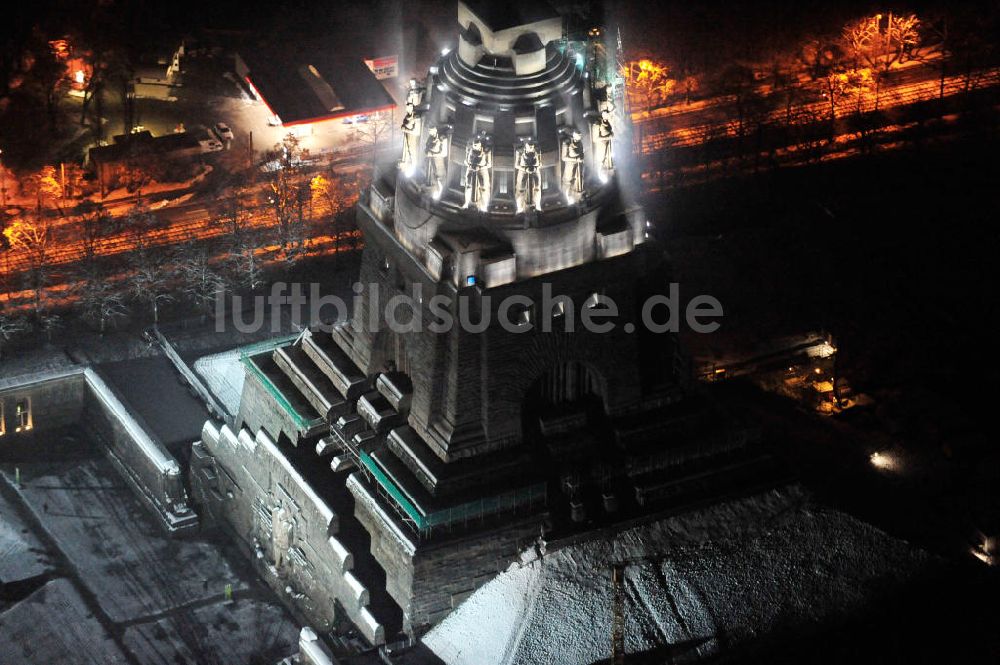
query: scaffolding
[
  {"left": 358, "top": 449, "right": 547, "bottom": 536},
  {"left": 239, "top": 341, "right": 324, "bottom": 433}
]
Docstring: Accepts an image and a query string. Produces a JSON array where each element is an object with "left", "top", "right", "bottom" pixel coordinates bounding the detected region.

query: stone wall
[
  {"left": 191, "top": 421, "right": 385, "bottom": 645},
  {"left": 0, "top": 365, "right": 196, "bottom": 534},
  {"left": 82, "top": 369, "right": 197, "bottom": 532},
  {"left": 352, "top": 207, "right": 678, "bottom": 460},
  {"left": 237, "top": 366, "right": 304, "bottom": 446},
  {"left": 349, "top": 473, "right": 544, "bottom": 632},
  {"left": 0, "top": 368, "right": 86, "bottom": 439}
]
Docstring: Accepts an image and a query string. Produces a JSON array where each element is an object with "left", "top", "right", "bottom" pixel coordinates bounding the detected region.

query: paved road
[{"left": 636, "top": 59, "right": 1000, "bottom": 153}]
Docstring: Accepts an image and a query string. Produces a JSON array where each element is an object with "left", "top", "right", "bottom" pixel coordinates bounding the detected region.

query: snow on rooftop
[
  {"left": 0, "top": 489, "right": 53, "bottom": 585},
  {"left": 193, "top": 348, "right": 246, "bottom": 417},
  {"left": 424, "top": 486, "right": 928, "bottom": 664}
]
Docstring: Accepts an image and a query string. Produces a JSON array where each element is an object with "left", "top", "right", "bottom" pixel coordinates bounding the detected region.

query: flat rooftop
[
  {"left": 88, "top": 130, "right": 203, "bottom": 165},
  {"left": 241, "top": 44, "right": 396, "bottom": 126}
]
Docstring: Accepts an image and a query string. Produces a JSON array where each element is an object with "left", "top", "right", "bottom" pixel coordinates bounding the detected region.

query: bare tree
[
  {"left": 176, "top": 241, "right": 224, "bottom": 317},
  {"left": 268, "top": 134, "right": 306, "bottom": 252},
  {"left": 822, "top": 67, "right": 853, "bottom": 132},
  {"left": 22, "top": 167, "right": 63, "bottom": 212},
  {"left": 944, "top": 12, "right": 999, "bottom": 95},
  {"left": 226, "top": 239, "right": 265, "bottom": 292},
  {"left": 38, "top": 312, "right": 63, "bottom": 343},
  {"left": 122, "top": 202, "right": 163, "bottom": 252},
  {"left": 309, "top": 169, "right": 358, "bottom": 260},
  {"left": 3, "top": 214, "right": 53, "bottom": 318},
  {"left": 76, "top": 200, "right": 115, "bottom": 259},
  {"left": 799, "top": 36, "right": 841, "bottom": 81},
  {"left": 0, "top": 223, "right": 11, "bottom": 302},
  {"left": 79, "top": 276, "right": 128, "bottom": 334},
  {"left": 843, "top": 13, "right": 920, "bottom": 110},
  {"left": 215, "top": 167, "right": 255, "bottom": 244},
  {"left": 353, "top": 111, "right": 393, "bottom": 168},
  {"left": 622, "top": 58, "right": 675, "bottom": 115},
  {"left": 714, "top": 64, "right": 759, "bottom": 160},
  {"left": 129, "top": 245, "right": 173, "bottom": 324},
  {"left": 217, "top": 177, "right": 268, "bottom": 291},
  {"left": 0, "top": 307, "right": 30, "bottom": 359}
]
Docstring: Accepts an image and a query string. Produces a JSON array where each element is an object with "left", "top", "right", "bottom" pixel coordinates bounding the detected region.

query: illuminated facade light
[
  {"left": 14, "top": 398, "right": 32, "bottom": 433},
  {"left": 869, "top": 451, "right": 895, "bottom": 471}
]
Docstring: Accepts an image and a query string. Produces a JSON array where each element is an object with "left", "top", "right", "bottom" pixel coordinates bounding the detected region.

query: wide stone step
[
  {"left": 357, "top": 391, "right": 406, "bottom": 435},
  {"left": 273, "top": 345, "right": 348, "bottom": 421},
  {"left": 301, "top": 329, "right": 368, "bottom": 401},
  {"left": 245, "top": 352, "right": 326, "bottom": 438},
  {"left": 385, "top": 425, "right": 446, "bottom": 495},
  {"left": 375, "top": 371, "right": 413, "bottom": 414}
]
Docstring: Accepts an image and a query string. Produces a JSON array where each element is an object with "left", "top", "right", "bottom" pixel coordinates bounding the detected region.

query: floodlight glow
[{"left": 870, "top": 451, "right": 896, "bottom": 471}]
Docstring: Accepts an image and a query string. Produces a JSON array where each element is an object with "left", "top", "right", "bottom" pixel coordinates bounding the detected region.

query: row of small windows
[
  {"left": 470, "top": 107, "right": 570, "bottom": 137},
  {"left": 450, "top": 168, "right": 554, "bottom": 198},
  {"left": 461, "top": 291, "right": 610, "bottom": 324},
  {"left": 0, "top": 398, "right": 33, "bottom": 437},
  {"left": 504, "top": 292, "right": 610, "bottom": 327}
]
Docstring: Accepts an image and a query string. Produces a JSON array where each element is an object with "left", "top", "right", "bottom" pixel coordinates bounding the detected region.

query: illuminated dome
[{"left": 384, "top": 0, "right": 645, "bottom": 286}]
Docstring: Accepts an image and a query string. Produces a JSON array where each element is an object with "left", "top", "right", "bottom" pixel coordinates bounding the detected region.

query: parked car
[{"left": 214, "top": 122, "right": 234, "bottom": 142}]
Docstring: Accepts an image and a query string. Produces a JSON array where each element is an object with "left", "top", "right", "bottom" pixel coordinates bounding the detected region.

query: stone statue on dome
[
  {"left": 424, "top": 126, "right": 448, "bottom": 199},
  {"left": 463, "top": 134, "right": 492, "bottom": 211},
  {"left": 593, "top": 107, "right": 615, "bottom": 178},
  {"left": 515, "top": 139, "right": 543, "bottom": 213},
  {"left": 560, "top": 129, "right": 585, "bottom": 200},
  {"left": 399, "top": 103, "right": 423, "bottom": 176},
  {"left": 405, "top": 78, "right": 425, "bottom": 108}
]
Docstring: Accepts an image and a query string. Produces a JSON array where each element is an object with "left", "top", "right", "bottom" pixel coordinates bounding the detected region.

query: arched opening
[
  {"left": 462, "top": 21, "right": 483, "bottom": 46},
  {"left": 370, "top": 329, "right": 410, "bottom": 376},
  {"left": 522, "top": 361, "right": 606, "bottom": 439}
]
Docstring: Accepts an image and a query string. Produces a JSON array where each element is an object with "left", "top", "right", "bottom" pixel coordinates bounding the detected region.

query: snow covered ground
[
  {"left": 122, "top": 597, "right": 298, "bottom": 665},
  {"left": 0, "top": 436, "right": 300, "bottom": 664},
  {"left": 194, "top": 348, "right": 246, "bottom": 418},
  {"left": 0, "top": 579, "right": 131, "bottom": 664},
  {"left": 424, "top": 486, "right": 929, "bottom": 665},
  {"left": 8, "top": 456, "right": 250, "bottom": 624}
]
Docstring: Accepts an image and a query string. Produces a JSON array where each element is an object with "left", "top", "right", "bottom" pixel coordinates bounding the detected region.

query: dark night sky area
[{"left": 7, "top": 0, "right": 998, "bottom": 57}]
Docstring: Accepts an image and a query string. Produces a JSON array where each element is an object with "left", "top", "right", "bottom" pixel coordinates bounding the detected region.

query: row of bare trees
[
  {"left": 627, "top": 5, "right": 1000, "bottom": 187},
  {"left": 628, "top": 6, "right": 998, "bottom": 121},
  {"left": 1, "top": 142, "right": 362, "bottom": 355}
]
